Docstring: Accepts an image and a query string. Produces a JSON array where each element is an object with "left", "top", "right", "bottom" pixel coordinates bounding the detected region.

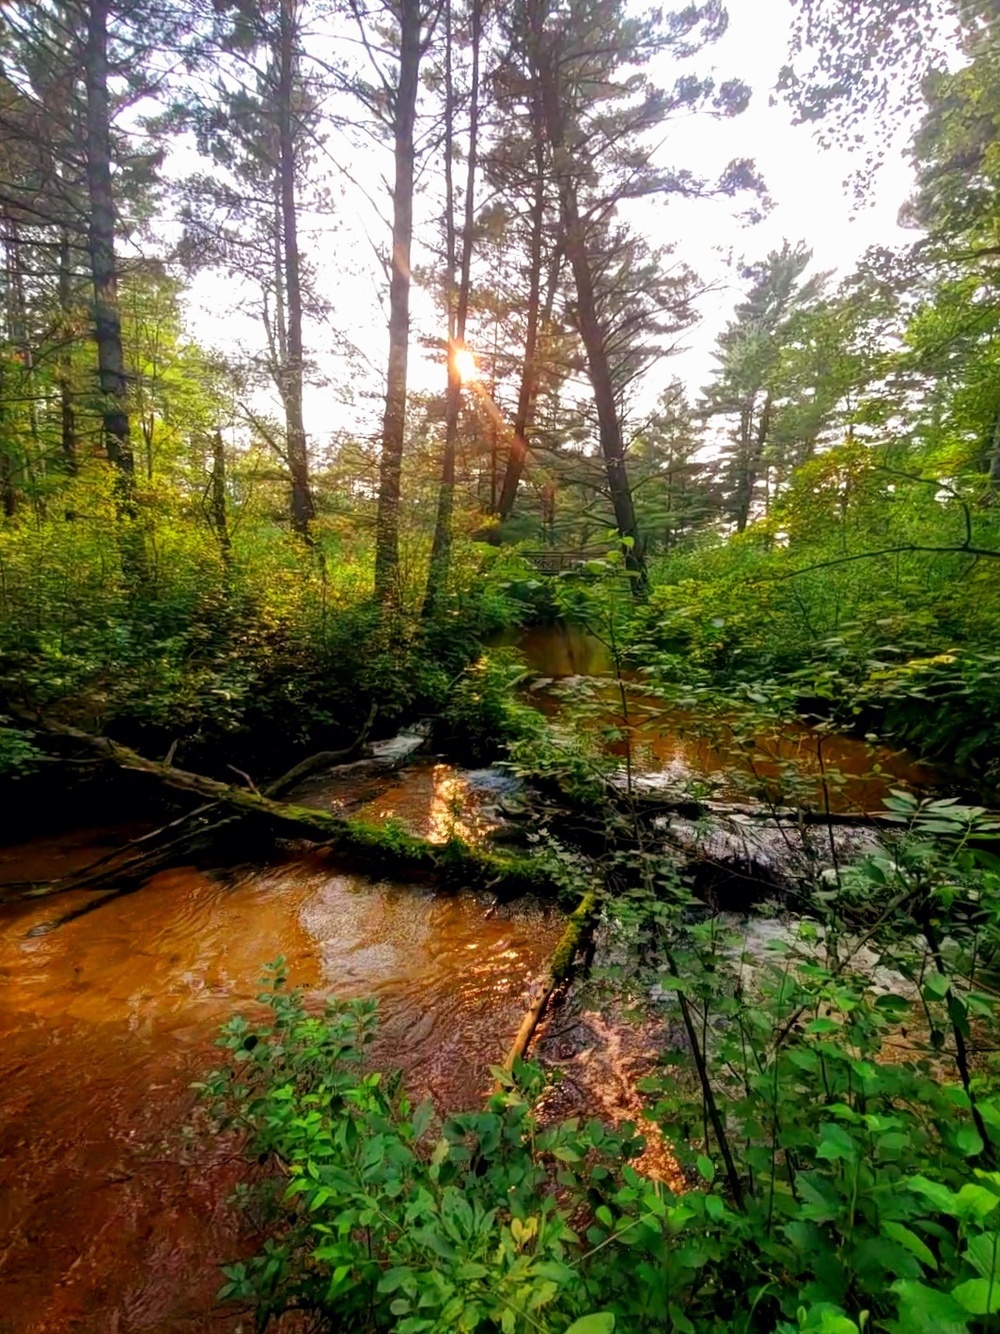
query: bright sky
[{"left": 179, "top": 0, "right": 919, "bottom": 450}]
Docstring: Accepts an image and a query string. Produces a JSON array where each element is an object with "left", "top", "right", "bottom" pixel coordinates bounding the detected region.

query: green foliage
[
  {"left": 209, "top": 847, "right": 1000, "bottom": 1334},
  {"left": 0, "top": 476, "right": 527, "bottom": 766},
  {"left": 441, "top": 649, "right": 544, "bottom": 764},
  {"left": 0, "top": 721, "right": 42, "bottom": 777}
]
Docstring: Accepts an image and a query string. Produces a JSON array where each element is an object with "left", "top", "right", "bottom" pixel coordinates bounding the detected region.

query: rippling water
[{"left": 0, "top": 835, "right": 560, "bottom": 1332}]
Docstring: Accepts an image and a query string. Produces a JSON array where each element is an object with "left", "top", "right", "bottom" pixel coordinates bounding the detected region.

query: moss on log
[
  {"left": 27, "top": 720, "right": 557, "bottom": 897},
  {"left": 502, "top": 888, "right": 599, "bottom": 1073}
]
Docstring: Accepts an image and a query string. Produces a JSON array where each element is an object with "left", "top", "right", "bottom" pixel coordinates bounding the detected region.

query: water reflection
[{"left": 514, "top": 623, "right": 932, "bottom": 813}]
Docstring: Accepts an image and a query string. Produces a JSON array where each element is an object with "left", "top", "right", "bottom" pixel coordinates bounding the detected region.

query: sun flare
[{"left": 453, "top": 346, "right": 478, "bottom": 384}]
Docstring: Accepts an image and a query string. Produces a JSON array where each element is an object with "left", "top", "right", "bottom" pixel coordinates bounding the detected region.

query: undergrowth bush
[
  {"left": 205, "top": 791, "right": 1000, "bottom": 1333},
  {"left": 0, "top": 493, "right": 528, "bottom": 765}
]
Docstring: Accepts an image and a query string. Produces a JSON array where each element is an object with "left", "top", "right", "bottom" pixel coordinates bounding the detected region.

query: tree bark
[
  {"left": 423, "top": 0, "right": 481, "bottom": 616},
  {"left": 537, "top": 60, "right": 647, "bottom": 595},
  {"left": 277, "top": 0, "right": 316, "bottom": 540},
  {"left": 500, "top": 888, "right": 597, "bottom": 1075},
  {"left": 84, "top": 0, "right": 136, "bottom": 511},
  {"left": 735, "top": 390, "right": 771, "bottom": 534},
  {"left": 208, "top": 429, "right": 232, "bottom": 564},
  {"left": 57, "top": 228, "right": 78, "bottom": 474},
  {"left": 374, "top": 0, "right": 423, "bottom": 603},
  {"left": 496, "top": 74, "right": 547, "bottom": 522}
]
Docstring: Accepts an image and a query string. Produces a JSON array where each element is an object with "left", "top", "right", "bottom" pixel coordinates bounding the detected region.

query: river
[{"left": 0, "top": 623, "right": 932, "bottom": 1331}]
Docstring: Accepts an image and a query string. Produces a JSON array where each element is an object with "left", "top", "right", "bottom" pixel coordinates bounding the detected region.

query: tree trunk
[
  {"left": 84, "top": 0, "right": 136, "bottom": 511},
  {"left": 57, "top": 228, "right": 78, "bottom": 474},
  {"left": 0, "top": 359, "right": 14, "bottom": 517},
  {"left": 374, "top": 0, "right": 422, "bottom": 603},
  {"left": 496, "top": 76, "right": 547, "bottom": 522},
  {"left": 985, "top": 399, "right": 1000, "bottom": 491},
  {"left": 278, "top": 0, "right": 316, "bottom": 540},
  {"left": 208, "top": 430, "right": 232, "bottom": 565},
  {"left": 537, "top": 63, "right": 647, "bottom": 595},
  {"left": 423, "top": 0, "right": 481, "bottom": 617},
  {"left": 735, "top": 390, "right": 771, "bottom": 534}
]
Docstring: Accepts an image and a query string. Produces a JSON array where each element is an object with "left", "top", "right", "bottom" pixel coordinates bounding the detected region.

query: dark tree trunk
[
  {"left": 374, "top": 0, "right": 422, "bottom": 603},
  {"left": 0, "top": 353, "right": 15, "bottom": 517},
  {"left": 497, "top": 75, "right": 547, "bottom": 522},
  {"left": 58, "top": 228, "right": 78, "bottom": 474},
  {"left": 538, "top": 63, "right": 647, "bottom": 596},
  {"left": 424, "top": 0, "right": 481, "bottom": 616},
  {"left": 735, "top": 391, "right": 771, "bottom": 534},
  {"left": 208, "top": 430, "right": 232, "bottom": 565},
  {"left": 84, "top": 0, "right": 136, "bottom": 511},
  {"left": 278, "top": 0, "right": 316, "bottom": 540}
]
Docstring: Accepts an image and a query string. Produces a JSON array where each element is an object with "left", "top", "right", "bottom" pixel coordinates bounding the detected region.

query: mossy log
[
  {"left": 24, "top": 720, "right": 557, "bottom": 897},
  {"left": 502, "top": 889, "right": 598, "bottom": 1073}
]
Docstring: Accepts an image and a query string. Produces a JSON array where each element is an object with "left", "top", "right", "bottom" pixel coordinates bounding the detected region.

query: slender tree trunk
[
  {"left": 57, "top": 228, "right": 78, "bottom": 474},
  {"left": 424, "top": 0, "right": 481, "bottom": 617},
  {"left": 538, "top": 62, "right": 647, "bottom": 595},
  {"left": 0, "top": 354, "right": 15, "bottom": 517},
  {"left": 5, "top": 221, "right": 41, "bottom": 506},
  {"left": 206, "top": 430, "right": 232, "bottom": 564},
  {"left": 84, "top": 0, "right": 136, "bottom": 511},
  {"left": 497, "top": 78, "right": 547, "bottom": 522},
  {"left": 278, "top": 0, "right": 315, "bottom": 540},
  {"left": 374, "top": 0, "right": 422, "bottom": 603},
  {"left": 985, "top": 400, "right": 1000, "bottom": 491},
  {"left": 735, "top": 391, "right": 771, "bottom": 534}
]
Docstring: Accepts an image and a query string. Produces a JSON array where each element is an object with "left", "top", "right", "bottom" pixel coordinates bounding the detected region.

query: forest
[{"left": 3, "top": 0, "right": 1000, "bottom": 1331}]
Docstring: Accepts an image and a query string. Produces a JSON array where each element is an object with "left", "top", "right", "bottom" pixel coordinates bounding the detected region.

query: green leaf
[
  {"left": 882, "top": 1222, "right": 937, "bottom": 1271},
  {"left": 965, "top": 1232, "right": 1000, "bottom": 1281},
  {"left": 956, "top": 1126, "right": 985, "bottom": 1157},
  {"left": 696, "top": 1154, "right": 715, "bottom": 1183},
  {"left": 952, "top": 1277, "right": 1000, "bottom": 1316},
  {"left": 816, "top": 1123, "right": 858, "bottom": 1163},
  {"left": 564, "top": 1316, "right": 616, "bottom": 1334},
  {"left": 806, "top": 1017, "right": 842, "bottom": 1034},
  {"left": 923, "top": 972, "right": 950, "bottom": 1001},
  {"left": 889, "top": 1280, "right": 969, "bottom": 1334}
]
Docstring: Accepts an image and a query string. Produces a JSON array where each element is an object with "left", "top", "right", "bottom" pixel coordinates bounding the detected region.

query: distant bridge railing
[{"left": 522, "top": 547, "right": 611, "bottom": 575}]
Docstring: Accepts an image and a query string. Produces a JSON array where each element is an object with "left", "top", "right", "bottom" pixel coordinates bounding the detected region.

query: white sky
[{"left": 179, "top": 0, "right": 919, "bottom": 449}]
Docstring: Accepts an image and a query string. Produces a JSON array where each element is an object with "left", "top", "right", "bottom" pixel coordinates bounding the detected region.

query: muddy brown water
[
  {"left": 516, "top": 622, "right": 933, "bottom": 811},
  {"left": 0, "top": 624, "right": 935, "bottom": 1331},
  {"left": 0, "top": 821, "right": 561, "bottom": 1333}
]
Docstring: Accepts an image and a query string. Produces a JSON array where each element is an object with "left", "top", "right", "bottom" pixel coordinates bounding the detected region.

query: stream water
[
  {"left": 0, "top": 832, "right": 560, "bottom": 1331},
  {"left": 0, "top": 623, "right": 935, "bottom": 1332}
]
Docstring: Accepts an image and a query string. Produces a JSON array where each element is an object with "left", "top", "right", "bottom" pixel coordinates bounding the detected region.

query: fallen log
[
  {"left": 264, "top": 704, "right": 377, "bottom": 798},
  {"left": 21, "top": 719, "right": 559, "bottom": 899},
  {"left": 501, "top": 889, "right": 599, "bottom": 1074}
]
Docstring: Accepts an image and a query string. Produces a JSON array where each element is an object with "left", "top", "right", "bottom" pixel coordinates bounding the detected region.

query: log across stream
[{"left": 0, "top": 623, "right": 939, "bottom": 1331}]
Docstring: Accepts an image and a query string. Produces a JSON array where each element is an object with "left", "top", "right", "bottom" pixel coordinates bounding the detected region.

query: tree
[
  {"left": 172, "top": 0, "right": 320, "bottom": 539},
  {"left": 701, "top": 242, "right": 827, "bottom": 533},
  {"left": 423, "top": 0, "right": 482, "bottom": 616},
  {"left": 522, "top": 0, "right": 758, "bottom": 592},
  {"left": 341, "top": 0, "right": 443, "bottom": 602}
]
